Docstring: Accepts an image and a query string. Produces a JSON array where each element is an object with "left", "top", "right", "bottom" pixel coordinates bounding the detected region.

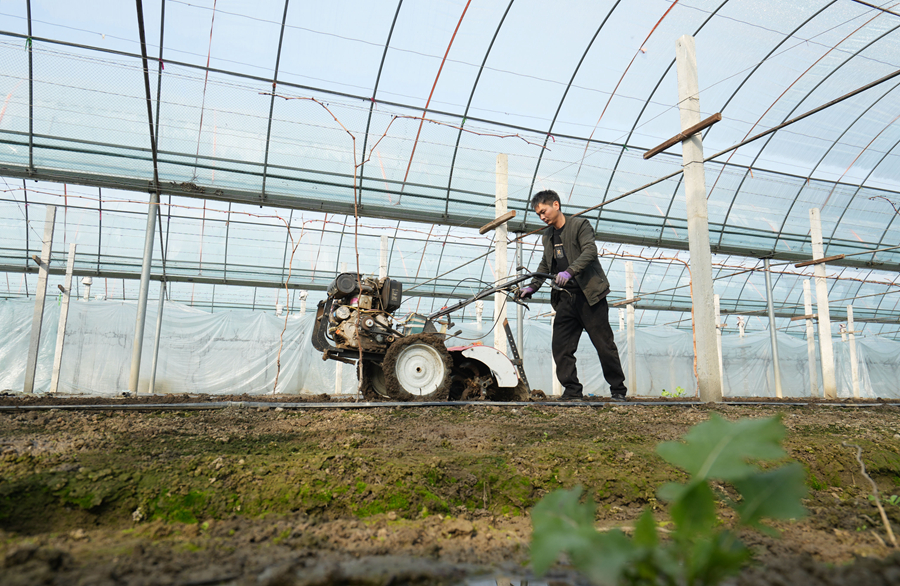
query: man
[{"left": 516, "top": 190, "right": 628, "bottom": 401}]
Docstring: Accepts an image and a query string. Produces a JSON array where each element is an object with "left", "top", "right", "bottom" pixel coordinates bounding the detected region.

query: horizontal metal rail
[{"left": 0, "top": 399, "right": 894, "bottom": 411}]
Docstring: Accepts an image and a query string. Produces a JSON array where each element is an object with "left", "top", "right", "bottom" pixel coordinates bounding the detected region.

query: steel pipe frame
[
  {"left": 595, "top": 0, "right": 732, "bottom": 232},
  {"left": 5, "top": 163, "right": 896, "bottom": 277},
  {"left": 709, "top": 17, "right": 900, "bottom": 252},
  {"left": 259, "top": 0, "right": 292, "bottom": 205},
  {"left": 5, "top": 5, "right": 900, "bottom": 324},
  {"left": 10, "top": 7, "right": 900, "bottom": 254},
  {"left": 520, "top": 0, "right": 623, "bottom": 229}
]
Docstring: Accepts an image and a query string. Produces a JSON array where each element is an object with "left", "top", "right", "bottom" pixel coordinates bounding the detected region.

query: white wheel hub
[{"left": 394, "top": 343, "right": 446, "bottom": 395}]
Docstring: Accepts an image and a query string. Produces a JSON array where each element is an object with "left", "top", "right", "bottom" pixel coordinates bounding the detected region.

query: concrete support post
[
  {"left": 625, "top": 262, "right": 636, "bottom": 394},
  {"left": 299, "top": 291, "right": 308, "bottom": 315},
  {"left": 379, "top": 235, "right": 388, "bottom": 279},
  {"left": 148, "top": 282, "right": 166, "bottom": 395},
  {"left": 847, "top": 305, "right": 860, "bottom": 399},
  {"left": 737, "top": 316, "right": 745, "bottom": 338},
  {"left": 763, "top": 258, "right": 783, "bottom": 398},
  {"left": 839, "top": 324, "right": 847, "bottom": 342},
  {"left": 24, "top": 205, "right": 56, "bottom": 394},
  {"left": 550, "top": 311, "right": 563, "bottom": 396},
  {"left": 714, "top": 294, "right": 724, "bottom": 391},
  {"left": 50, "top": 243, "right": 76, "bottom": 394},
  {"left": 82, "top": 276, "right": 92, "bottom": 301},
  {"left": 809, "top": 207, "right": 836, "bottom": 399},
  {"left": 803, "top": 279, "right": 818, "bottom": 396},
  {"left": 129, "top": 193, "right": 160, "bottom": 393},
  {"left": 676, "top": 35, "right": 722, "bottom": 403},
  {"left": 618, "top": 308, "right": 625, "bottom": 332},
  {"left": 516, "top": 236, "right": 524, "bottom": 359},
  {"left": 494, "top": 153, "right": 508, "bottom": 354},
  {"left": 475, "top": 300, "right": 484, "bottom": 330}
]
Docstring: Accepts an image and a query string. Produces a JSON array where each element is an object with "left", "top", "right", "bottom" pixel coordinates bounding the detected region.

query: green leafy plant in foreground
[{"left": 531, "top": 414, "right": 807, "bottom": 585}]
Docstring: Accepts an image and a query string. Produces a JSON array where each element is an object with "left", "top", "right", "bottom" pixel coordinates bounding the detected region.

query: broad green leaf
[
  {"left": 657, "top": 480, "right": 688, "bottom": 503},
  {"left": 685, "top": 531, "right": 750, "bottom": 585},
  {"left": 656, "top": 414, "right": 786, "bottom": 482},
  {"left": 530, "top": 487, "right": 597, "bottom": 575},
  {"left": 667, "top": 481, "right": 717, "bottom": 538},
  {"left": 570, "top": 529, "right": 637, "bottom": 586},
  {"left": 632, "top": 508, "right": 658, "bottom": 548},
  {"left": 733, "top": 462, "right": 808, "bottom": 529}
]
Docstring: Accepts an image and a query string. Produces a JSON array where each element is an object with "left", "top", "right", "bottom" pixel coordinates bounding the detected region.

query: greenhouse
[
  {"left": 7, "top": 3, "right": 900, "bottom": 586},
  {"left": 2, "top": 0, "right": 900, "bottom": 400}
]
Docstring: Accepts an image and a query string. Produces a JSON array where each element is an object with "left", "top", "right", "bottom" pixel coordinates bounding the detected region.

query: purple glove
[
  {"left": 516, "top": 286, "right": 535, "bottom": 300},
  {"left": 555, "top": 271, "right": 572, "bottom": 286}
]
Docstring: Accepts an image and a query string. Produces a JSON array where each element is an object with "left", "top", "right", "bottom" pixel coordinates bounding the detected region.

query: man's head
[{"left": 531, "top": 189, "right": 564, "bottom": 228}]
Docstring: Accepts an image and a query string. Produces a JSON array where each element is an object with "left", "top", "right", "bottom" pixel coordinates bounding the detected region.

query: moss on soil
[{"left": 1, "top": 405, "right": 899, "bottom": 539}]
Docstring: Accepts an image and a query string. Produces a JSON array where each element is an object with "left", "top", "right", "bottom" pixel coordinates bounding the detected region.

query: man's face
[{"left": 534, "top": 201, "right": 561, "bottom": 226}]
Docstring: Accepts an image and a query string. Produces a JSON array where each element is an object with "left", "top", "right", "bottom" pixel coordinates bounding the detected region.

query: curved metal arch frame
[
  {"left": 776, "top": 78, "right": 900, "bottom": 254},
  {"left": 442, "top": 0, "right": 515, "bottom": 220},
  {"left": 709, "top": 21, "right": 900, "bottom": 252},
  {"left": 358, "top": 1, "right": 403, "bottom": 280},
  {"left": 595, "top": 0, "right": 732, "bottom": 233},
  {"left": 259, "top": 0, "right": 293, "bottom": 204},
  {"left": 357, "top": 0, "right": 404, "bottom": 208},
  {"left": 823, "top": 112, "right": 900, "bottom": 257},
  {"left": 521, "top": 0, "right": 624, "bottom": 228},
  {"left": 870, "top": 272, "right": 900, "bottom": 326},
  {"left": 867, "top": 190, "right": 900, "bottom": 265},
  {"left": 656, "top": 1, "right": 841, "bottom": 248}
]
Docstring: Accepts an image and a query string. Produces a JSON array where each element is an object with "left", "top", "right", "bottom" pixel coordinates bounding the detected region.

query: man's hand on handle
[
  {"left": 515, "top": 286, "right": 535, "bottom": 300},
  {"left": 554, "top": 271, "right": 572, "bottom": 286}
]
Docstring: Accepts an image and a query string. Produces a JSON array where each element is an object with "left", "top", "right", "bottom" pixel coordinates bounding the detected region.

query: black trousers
[{"left": 552, "top": 289, "right": 627, "bottom": 397}]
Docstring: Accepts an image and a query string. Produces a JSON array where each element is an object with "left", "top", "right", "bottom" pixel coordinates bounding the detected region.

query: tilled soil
[{"left": 1, "top": 397, "right": 899, "bottom": 585}]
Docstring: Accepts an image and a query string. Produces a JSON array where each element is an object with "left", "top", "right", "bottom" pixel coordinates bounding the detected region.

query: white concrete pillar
[
  {"left": 809, "top": 207, "right": 836, "bottom": 399},
  {"left": 494, "top": 153, "right": 508, "bottom": 354},
  {"left": 737, "top": 316, "right": 745, "bottom": 338},
  {"left": 379, "top": 235, "right": 389, "bottom": 279},
  {"left": 763, "top": 258, "right": 783, "bottom": 398},
  {"left": 299, "top": 291, "right": 308, "bottom": 315},
  {"left": 24, "top": 205, "right": 56, "bottom": 394},
  {"left": 50, "top": 243, "right": 76, "bottom": 394},
  {"left": 618, "top": 308, "right": 625, "bottom": 332},
  {"left": 82, "top": 276, "right": 92, "bottom": 301},
  {"left": 847, "top": 305, "right": 859, "bottom": 399},
  {"left": 476, "top": 300, "right": 484, "bottom": 330},
  {"left": 714, "top": 293, "right": 724, "bottom": 392},
  {"left": 550, "top": 311, "right": 563, "bottom": 396},
  {"left": 839, "top": 324, "right": 847, "bottom": 342},
  {"left": 676, "top": 35, "right": 722, "bottom": 403},
  {"left": 625, "top": 262, "right": 636, "bottom": 394},
  {"left": 803, "top": 279, "right": 818, "bottom": 396}
]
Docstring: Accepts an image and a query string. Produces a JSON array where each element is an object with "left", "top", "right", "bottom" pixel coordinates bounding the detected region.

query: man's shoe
[
  {"left": 611, "top": 394, "right": 628, "bottom": 402},
  {"left": 558, "top": 394, "right": 584, "bottom": 402}
]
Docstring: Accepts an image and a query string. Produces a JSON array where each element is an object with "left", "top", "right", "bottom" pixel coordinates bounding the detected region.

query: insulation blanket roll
[{"left": 0, "top": 299, "right": 898, "bottom": 398}]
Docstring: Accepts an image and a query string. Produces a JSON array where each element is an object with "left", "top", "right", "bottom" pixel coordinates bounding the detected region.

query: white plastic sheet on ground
[{"left": 0, "top": 298, "right": 897, "bottom": 398}]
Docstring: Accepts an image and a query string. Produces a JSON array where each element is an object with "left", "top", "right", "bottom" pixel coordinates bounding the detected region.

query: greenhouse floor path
[{"left": 1, "top": 397, "right": 899, "bottom": 585}]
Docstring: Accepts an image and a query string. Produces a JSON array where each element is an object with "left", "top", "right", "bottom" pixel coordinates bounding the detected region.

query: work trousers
[{"left": 552, "top": 289, "right": 627, "bottom": 397}]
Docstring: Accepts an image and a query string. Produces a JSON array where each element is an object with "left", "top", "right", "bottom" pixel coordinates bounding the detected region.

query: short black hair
[{"left": 531, "top": 189, "right": 560, "bottom": 209}]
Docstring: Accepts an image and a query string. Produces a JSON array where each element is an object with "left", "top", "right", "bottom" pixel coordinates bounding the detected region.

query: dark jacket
[{"left": 529, "top": 215, "right": 610, "bottom": 306}]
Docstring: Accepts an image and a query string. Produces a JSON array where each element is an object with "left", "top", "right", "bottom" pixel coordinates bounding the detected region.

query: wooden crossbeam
[
  {"left": 643, "top": 113, "right": 722, "bottom": 160},
  {"left": 479, "top": 210, "right": 516, "bottom": 235},
  {"left": 794, "top": 254, "right": 845, "bottom": 268}
]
